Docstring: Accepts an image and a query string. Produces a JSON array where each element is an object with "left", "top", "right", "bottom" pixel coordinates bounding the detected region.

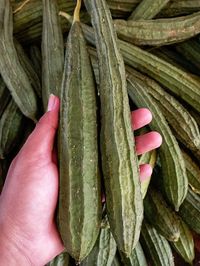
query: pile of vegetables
[{"left": 1, "top": 0, "right": 200, "bottom": 265}]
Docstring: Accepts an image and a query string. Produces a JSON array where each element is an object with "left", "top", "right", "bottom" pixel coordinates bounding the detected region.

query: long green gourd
[
  {"left": 141, "top": 220, "right": 175, "bottom": 266},
  {"left": 128, "top": 0, "right": 170, "bottom": 20},
  {"left": 108, "top": 0, "right": 200, "bottom": 18},
  {"left": 182, "top": 150, "right": 200, "bottom": 195},
  {"left": 0, "top": 78, "right": 10, "bottom": 118},
  {"left": 0, "top": 99, "right": 24, "bottom": 159},
  {"left": 126, "top": 67, "right": 188, "bottom": 211},
  {"left": 81, "top": 217, "right": 117, "bottom": 266},
  {"left": 144, "top": 188, "right": 180, "bottom": 241},
  {"left": 179, "top": 188, "right": 200, "bottom": 234},
  {"left": 14, "top": 39, "right": 41, "bottom": 98},
  {"left": 47, "top": 252, "right": 70, "bottom": 266},
  {"left": 114, "top": 11, "right": 200, "bottom": 46},
  {"left": 89, "top": 47, "right": 156, "bottom": 200},
  {"left": 42, "top": 0, "right": 64, "bottom": 110},
  {"left": 83, "top": 0, "right": 143, "bottom": 256},
  {"left": 58, "top": 1, "right": 101, "bottom": 262},
  {"left": 128, "top": 67, "right": 200, "bottom": 156},
  {"left": 81, "top": 24, "right": 200, "bottom": 114},
  {"left": 171, "top": 218, "right": 195, "bottom": 265},
  {"left": 0, "top": 0, "right": 38, "bottom": 122},
  {"left": 119, "top": 242, "right": 148, "bottom": 266},
  {"left": 159, "top": 0, "right": 200, "bottom": 17}
]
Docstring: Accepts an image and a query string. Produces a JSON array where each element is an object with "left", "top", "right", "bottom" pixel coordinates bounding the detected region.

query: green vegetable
[
  {"left": 127, "top": 67, "right": 188, "bottom": 211},
  {"left": 128, "top": 0, "right": 170, "bottom": 20},
  {"left": 84, "top": 0, "right": 143, "bottom": 256},
  {"left": 171, "top": 218, "right": 195, "bottom": 265},
  {"left": 179, "top": 188, "right": 200, "bottom": 234},
  {"left": 144, "top": 188, "right": 180, "bottom": 242},
  {"left": 42, "top": 0, "right": 64, "bottom": 109},
  {"left": 81, "top": 217, "right": 117, "bottom": 266},
  {"left": 58, "top": 1, "right": 101, "bottom": 262},
  {"left": 141, "top": 220, "right": 175, "bottom": 266},
  {"left": 0, "top": 0, "right": 38, "bottom": 122},
  {"left": 120, "top": 242, "right": 148, "bottom": 266},
  {"left": 0, "top": 99, "right": 24, "bottom": 159}
]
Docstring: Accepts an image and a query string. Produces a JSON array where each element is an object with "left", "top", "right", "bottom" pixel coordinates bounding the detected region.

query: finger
[
  {"left": 131, "top": 108, "right": 152, "bottom": 130},
  {"left": 135, "top": 131, "right": 162, "bottom": 155},
  {"left": 22, "top": 95, "right": 60, "bottom": 157},
  {"left": 139, "top": 164, "right": 152, "bottom": 182}
]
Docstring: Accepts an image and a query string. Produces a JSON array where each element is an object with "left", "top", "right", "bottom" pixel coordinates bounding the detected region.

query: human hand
[{"left": 0, "top": 95, "right": 162, "bottom": 265}]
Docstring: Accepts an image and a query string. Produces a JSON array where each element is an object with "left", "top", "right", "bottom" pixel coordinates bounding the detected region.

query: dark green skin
[
  {"left": 84, "top": 0, "right": 143, "bottom": 256},
  {"left": 120, "top": 242, "right": 148, "bottom": 266},
  {"left": 144, "top": 188, "right": 180, "bottom": 242},
  {"left": 126, "top": 68, "right": 188, "bottom": 211},
  {"left": 47, "top": 252, "right": 69, "bottom": 266},
  {"left": 0, "top": 78, "right": 10, "bottom": 117},
  {"left": 0, "top": 98, "right": 24, "bottom": 159},
  {"left": 114, "top": 11, "right": 200, "bottom": 46},
  {"left": 141, "top": 220, "right": 175, "bottom": 266},
  {"left": 128, "top": 0, "right": 170, "bottom": 20},
  {"left": 0, "top": 0, "right": 38, "bottom": 122},
  {"left": 171, "top": 218, "right": 195, "bottom": 265},
  {"left": 81, "top": 217, "right": 117, "bottom": 266},
  {"left": 159, "top": 0, "right": 200, "bottom": 17},
  {"left": 179, "top": 188, "right": 200, "bottom": 234},
  {"left": 42, "top": 0, "right": 64, "bottom": 110},
  {"left": 182, "top": 150, "right": 200, "bottom": 195},
  {"left": 58, "top": 21, "right": 101, "bottom": 262}
]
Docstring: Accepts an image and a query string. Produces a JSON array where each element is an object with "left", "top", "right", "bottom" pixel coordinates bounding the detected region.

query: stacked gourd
[{"left": 0, "top": 0, "right": 200, "bottom": 265}]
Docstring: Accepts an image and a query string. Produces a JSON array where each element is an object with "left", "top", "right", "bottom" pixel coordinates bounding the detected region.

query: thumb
[{"left": 23, "top": 95, "right": 60, "bottom": 159}]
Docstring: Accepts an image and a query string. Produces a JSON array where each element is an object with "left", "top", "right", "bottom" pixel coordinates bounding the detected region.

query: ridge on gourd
[
  {"left": 144, "top": 188, "right": 181, "bottom": 242},
  {"left": 83, "top": 0, "right": 143, "bottom": 256},
  {"left": 179, "top": 188, "right": 200, "bottom": 234},
  {"left": 81, "top": 216, "right": 117, "bottom": 266},
  {"left": 141, "top": 220, "right": 175, "bottom": 266},
  {"left": 119, "top": 242, "right": 148, "bottom": 266},
  {"left": 171, "top": 218, "right": 195, "bottom": 265},
  {"left": 58, "top": 0, "right": 101, "bottom": 262}
]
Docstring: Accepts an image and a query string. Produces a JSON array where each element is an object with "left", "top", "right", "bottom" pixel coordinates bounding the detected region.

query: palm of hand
[{"left": 0, "top": 96, "right": 162, "bottom": 265}]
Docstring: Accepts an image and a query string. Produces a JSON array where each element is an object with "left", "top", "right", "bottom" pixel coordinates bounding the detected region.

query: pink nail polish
[{"left": 47, "top": 94, "right": 56, "bottom": 111}]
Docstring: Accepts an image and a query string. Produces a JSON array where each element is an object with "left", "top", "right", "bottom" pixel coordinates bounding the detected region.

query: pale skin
[{"left": 0, "top": 95, "right": 162, "bottom": 265}]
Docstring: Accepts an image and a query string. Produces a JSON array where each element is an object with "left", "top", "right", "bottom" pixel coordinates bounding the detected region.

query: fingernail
[{"left": 47, "top": 94, "right": 57, "bottom": 111}]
